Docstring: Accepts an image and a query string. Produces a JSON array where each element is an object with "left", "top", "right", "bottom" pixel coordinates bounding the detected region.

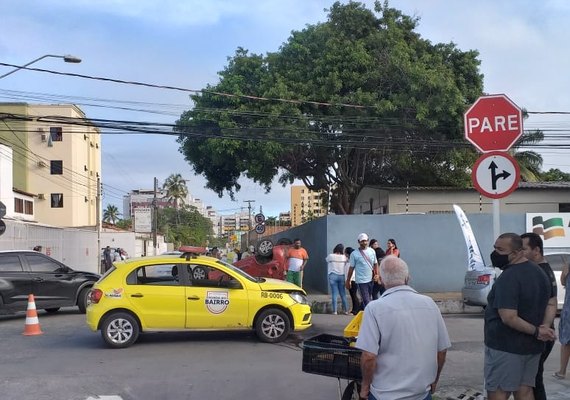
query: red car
[{"left": 233, "top": 239, "right": 290, "bottom": 280}]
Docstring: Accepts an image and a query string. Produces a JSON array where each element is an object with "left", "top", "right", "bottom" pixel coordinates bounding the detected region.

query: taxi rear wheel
[
  {"left": 101, "top": 312, "right": 140, "bottom": 349},
  {"left": 255, "top": 309, "right": 290, "bottom": 343}
]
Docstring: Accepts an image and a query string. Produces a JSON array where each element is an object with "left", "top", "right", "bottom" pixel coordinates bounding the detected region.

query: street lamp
[{"left": 0, "top": 54, "right": 82, "bottom": 79}]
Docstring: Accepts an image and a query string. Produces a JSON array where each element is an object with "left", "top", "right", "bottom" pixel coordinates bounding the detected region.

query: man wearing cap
[{"left": 346, "top": 233, "right": 378, "bottom": 309}]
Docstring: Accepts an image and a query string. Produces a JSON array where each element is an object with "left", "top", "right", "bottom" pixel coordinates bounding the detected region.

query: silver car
[{"left": 461, "top": 252, "right": 568, "bottom": 310}]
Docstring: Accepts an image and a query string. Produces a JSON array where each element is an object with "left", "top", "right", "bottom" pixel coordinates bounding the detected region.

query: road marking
[{"left": 86, "top": 396, "right": 123, "bottom": 400}]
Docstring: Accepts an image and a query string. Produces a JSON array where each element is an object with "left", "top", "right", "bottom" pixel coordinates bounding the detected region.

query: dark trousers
[
  {"left": 372, "top": 282, "right": 385, "bottom": 300},
  {"left": 357, "top": 282, "right": 374, "bottom": 308},
  {"left": 534, "top": 339, "right": 555, "bottom": 400},
  {"left": 349, "top": 281, "right": 360, "bottom": 314}
]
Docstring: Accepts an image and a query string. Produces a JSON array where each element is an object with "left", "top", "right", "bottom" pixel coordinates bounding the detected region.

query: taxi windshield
[{"left": 215, "top": 260, "right": 259, "bottom": 282}]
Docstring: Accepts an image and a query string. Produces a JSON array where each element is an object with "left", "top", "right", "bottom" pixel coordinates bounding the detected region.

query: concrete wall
[
  {"left": 265, "top": 212, "right": 526, "bottom": 294},
  {"left": 355, "top": 186, "right": 570, "bottom": 214},
  {"left": 0, "top": 218, "right": 99, "bottom": 273}
]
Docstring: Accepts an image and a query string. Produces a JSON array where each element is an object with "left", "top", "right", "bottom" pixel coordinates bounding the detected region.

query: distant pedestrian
[
  {"left": 242, "top": 245, "right": 255, "bottom": 259},
  {"left": 103, "top": 246, "right": 113, "bottom": 272},
  {"left": 326, "top": 243, "right": 349, "bottom": 315},
  {"left": 113, "top": 248, "right": 123, "bottom": 262},
  {"left": 286, "top": 238, "right": 309, "bottom": 287},
  {"left": 386, "top": 238, "right": 400, "bottom": 258},
  {"left": 554, "top": 255, "right": 570, "bottom": 380},
  {"left": 370, "top": 239, "right": 386, "bottom": 299},
  {"left": 345, "top": 233, "right": 378, "bottom": 309},
  {"left": 345, "top": 247, "right": 360, "bottom": 314}
]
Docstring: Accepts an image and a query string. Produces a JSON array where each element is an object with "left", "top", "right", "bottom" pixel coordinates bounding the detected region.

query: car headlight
[{"left": 289, "top": 292, "right": 308, "bottom": 305}]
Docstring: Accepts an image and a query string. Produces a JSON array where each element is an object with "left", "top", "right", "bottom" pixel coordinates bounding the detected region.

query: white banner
[
  {"left": 526, "top": 213, "right": 570, "bottom": 248},
  {"left": 453, "top": 204, "right": 486, "bottom": 271},
  {"left": 134, "top": 207, "right": 152, "bottom": 233}
]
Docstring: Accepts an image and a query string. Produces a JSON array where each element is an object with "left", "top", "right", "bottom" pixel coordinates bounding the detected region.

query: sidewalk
[{"left": 308, "top": 291, "right": 483, "bottom": 314}]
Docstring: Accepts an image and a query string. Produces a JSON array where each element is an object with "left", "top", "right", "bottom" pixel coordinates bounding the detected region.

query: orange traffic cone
[{"left": 22, "top": 294, "right": 43, "bottom": 336}]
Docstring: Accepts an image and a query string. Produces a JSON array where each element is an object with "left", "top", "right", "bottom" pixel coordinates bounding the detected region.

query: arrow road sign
[
  {"left": 472, "top": 152, "right": 520, "bottom": 199},
  {"left": 488, "top": 160, "right": 511, "bottom": 190}
]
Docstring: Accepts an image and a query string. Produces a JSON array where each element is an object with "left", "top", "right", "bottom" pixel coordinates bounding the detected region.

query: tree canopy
[
  {"left": 175, "top": 1, "right": 484, "bottom": 213},
  {"left": 158, "top": 205, "right": 214, "bottom": 247},
  {"left": 103, "top": 204, "right": 121, "bottom": 224}
]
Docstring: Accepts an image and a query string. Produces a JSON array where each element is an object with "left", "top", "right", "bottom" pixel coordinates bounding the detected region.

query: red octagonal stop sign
[{"left": 464, "top": 94, "right": 523, "bottom": 153}]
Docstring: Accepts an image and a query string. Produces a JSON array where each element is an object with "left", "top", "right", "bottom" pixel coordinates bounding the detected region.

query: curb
[{"left": 309, "top": 294, "right": 483, "bottom": 315}]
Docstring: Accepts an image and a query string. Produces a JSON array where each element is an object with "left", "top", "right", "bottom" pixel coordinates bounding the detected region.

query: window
[
  {"left": 24, "top": 200, "right": 33, "bottom": 215},
  {"left": 51, "top": 193, "right": 64, "bottom": 208},
  {"left": 50, "top": 160, "right": 63, "bottom": 175},
  {"left": 25, "top": 254, "right": 64, "bottom": 273},
  {"left": 128, "top": 264, "right": 180, "bottom": 286},
  {"left": 189, "top": 264, "right": 237, "bottom": 288},
  {"left": 14, "top": 198, "right": 23, "bottom": 213},
  {"left": 0, "top": 255, "right": 23, "bottom": 272},
  {"left": 50, "top": 127, "right": 63, "bottom": 141},
  {"left": 560, "top": 203, "right": 570, "bottom": 212}
]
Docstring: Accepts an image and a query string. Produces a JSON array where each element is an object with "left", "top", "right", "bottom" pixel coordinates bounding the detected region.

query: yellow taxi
[{"left": 86, "top": 247, "right": 312, "bottom": 348}]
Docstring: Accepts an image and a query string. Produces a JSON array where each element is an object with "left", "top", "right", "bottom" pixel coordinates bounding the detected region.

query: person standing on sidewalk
[
  {"left": 521, "top": 232, "right": 558, "bottom": 400},
  {"left": 484, "top": 233, "right": 555, "bottom": 400},
  {"left": 325, "top": 243, "right": 349, "bottom": 315},
  {"left": 356, "top": 255, "right": 451, "bottom": 400},
  {"left": 285, "top": 238, "right": 309, "bottom": 287},
  {"left": 370, "top": 239, "right": 386, "bottom": 299},
  {"left": 344, "top": 246, "right": 360, "bottom": 314},
  {"left": 345, "top": 233, "right": 378, "bottom": 309}
]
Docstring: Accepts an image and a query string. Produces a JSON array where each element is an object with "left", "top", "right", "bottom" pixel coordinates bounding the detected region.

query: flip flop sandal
[{"left": 553, "top": 372, "right": 566, "bottom": 379}]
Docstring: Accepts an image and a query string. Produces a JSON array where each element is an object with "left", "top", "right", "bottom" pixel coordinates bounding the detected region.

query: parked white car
[{"left": 462, "top": 252, "right": 568, "bottom": 310}]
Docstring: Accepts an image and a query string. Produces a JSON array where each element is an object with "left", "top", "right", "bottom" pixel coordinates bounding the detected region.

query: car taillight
[
  {"left": 90, "top": 289, "right": 103, "bottom": 304},
  {"left": 477, "top": 275, "right": 491, "bottom": 285}
]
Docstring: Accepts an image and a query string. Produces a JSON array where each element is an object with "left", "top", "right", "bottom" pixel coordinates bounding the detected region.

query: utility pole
[
  {"left": 153, "top": 177, "right": 158, "bottom": 255},
  {"left": 244, "top": 200, "right": 255, "bottom": 245},
  {"left": 96, "top": 176, "right": 101, "bottom": 273}
]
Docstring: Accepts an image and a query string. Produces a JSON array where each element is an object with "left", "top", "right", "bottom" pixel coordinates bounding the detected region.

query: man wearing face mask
[{"left": 484, "top": 233, "right": 556, "bottom": 400}]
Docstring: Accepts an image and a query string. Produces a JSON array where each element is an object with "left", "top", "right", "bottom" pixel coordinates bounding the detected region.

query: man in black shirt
[
  {"left": 484, "top": 233, "right": 555, "bottom": 400},
  {"left": 521, "top": 232, "right": 558, "bottom": 400}
]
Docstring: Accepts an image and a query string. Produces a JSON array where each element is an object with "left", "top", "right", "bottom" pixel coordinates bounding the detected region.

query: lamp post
[{"left": 0, "top": 54, "right": 82, "bottom": 79}]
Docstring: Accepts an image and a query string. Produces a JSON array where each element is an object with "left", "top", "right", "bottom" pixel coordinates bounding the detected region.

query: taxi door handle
[
  {"left": 131, "top": 293, "right": 144, "bottom": 298},
  {"left": 187, "top": 295, "right": 200, "bottom": 300}
]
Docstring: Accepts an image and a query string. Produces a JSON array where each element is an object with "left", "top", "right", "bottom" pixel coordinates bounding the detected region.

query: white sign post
[{"left": 134, "top": 207, "right": 152, "bottom": 233}]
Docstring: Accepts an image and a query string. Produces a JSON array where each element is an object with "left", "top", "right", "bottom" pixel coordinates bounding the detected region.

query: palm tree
[
  {"left": 163, "top": 173, "right": 189, "bottom": 209},
  {"left": 510, "top": 130, "right": 544, "bottom": 182},
  {"left": 103, "top": 204, "right": 121, "bottom": 224}
]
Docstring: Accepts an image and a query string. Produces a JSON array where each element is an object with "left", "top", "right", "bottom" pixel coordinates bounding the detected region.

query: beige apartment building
[
  {"left": 290, "top": 185, "right": 328, "bottom": 226},
  {"left": 0, "top": 103, "right": 100, "bottom": 227}
]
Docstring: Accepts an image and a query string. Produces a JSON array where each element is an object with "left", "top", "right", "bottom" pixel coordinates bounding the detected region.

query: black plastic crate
[{"left": 302, "top": 334, "right": 362, "bottom": 380}]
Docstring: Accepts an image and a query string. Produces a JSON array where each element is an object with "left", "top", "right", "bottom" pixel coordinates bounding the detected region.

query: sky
[{"left": 1, "top": 0, "right": 569, "bottom": 217}]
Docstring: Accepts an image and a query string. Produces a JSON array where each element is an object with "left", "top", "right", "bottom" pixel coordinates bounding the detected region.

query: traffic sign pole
[{"left": 465, "top": 95, "right": 523, "bottom": 241}]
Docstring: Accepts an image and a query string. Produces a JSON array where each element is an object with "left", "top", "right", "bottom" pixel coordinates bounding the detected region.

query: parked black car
[{"left": 0, "top": 250, "right": 100, "bottom": 314}]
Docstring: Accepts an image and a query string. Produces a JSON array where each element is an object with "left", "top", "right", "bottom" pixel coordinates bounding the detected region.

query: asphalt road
[{"left": 0, "top": 309, "right": 569, "bottom": 400}]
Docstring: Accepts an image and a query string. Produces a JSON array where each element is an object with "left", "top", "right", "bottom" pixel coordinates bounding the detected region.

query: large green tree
[
  {"left": 157, "top": 206, "right": 214, "bottom": 247},
  {"left": 175, "top": 1, "right": 484, "bottom": 213}
]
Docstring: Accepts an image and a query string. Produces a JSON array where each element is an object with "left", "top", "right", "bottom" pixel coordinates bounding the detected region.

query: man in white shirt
[{"left": 356, "top": 256, "right": 451, "bottom": 400}]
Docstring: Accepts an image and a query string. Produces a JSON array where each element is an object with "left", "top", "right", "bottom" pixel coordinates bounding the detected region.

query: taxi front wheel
[
  {"left": 255, "top": 309, "right": 290, "bottom": 343},
  {"left": 101, "top": 312, "right": 140, "bottom": 349}
]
